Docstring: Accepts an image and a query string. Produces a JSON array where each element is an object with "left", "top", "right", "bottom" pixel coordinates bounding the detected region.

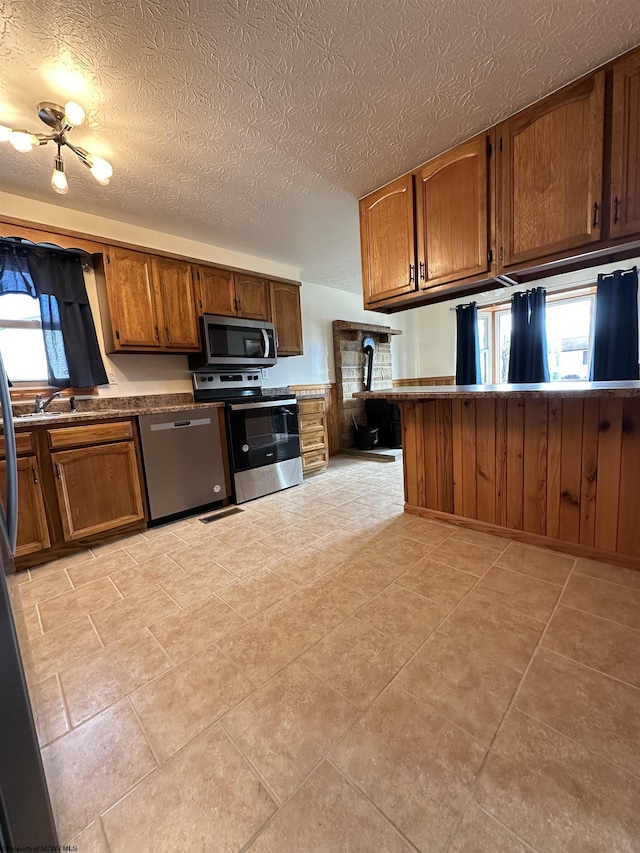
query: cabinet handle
[
  {"left": 613, "top": 196, "right": 620, "bottom": 225},
  {"left": 593, "top": 202, "right": 600, "bottom": 229},
  {"left": 115, "top": 329, "right": 120, "bottom": 341},
  {"left": 419, "top": 261, "right": 425, "bottom": 281},
  {"left": 155, "top": 326, "right": 160, "bottom": 341},
  {"left": 409, "top": 264, "right": 416, "bottom": 284},
  {"left": 199, "top": 299, "right": 203, "bottom": 310},
  {"left": 166, "top": 327, "right": 171, "bottom": 343},
  {"left": 237, "top": 299, "right": 242, "bottom": 314},
  {"left": 31, "top": 466, "right": 38, "bottom": 485},
  {"left": 55, "top": 463, "right": 61, "bottom": 479}
]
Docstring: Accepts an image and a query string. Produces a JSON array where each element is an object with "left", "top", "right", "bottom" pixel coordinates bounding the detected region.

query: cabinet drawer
[
  {"left": 0, "top": 431, "right": 33, "bottom": 458},
  {"left": 297, "top": 399, "right": 324, "bottom": 415},
  {"left": 300, "top": 429, "right": 325, "bottom": 453},
  {"left": 299, "top": 412, "right": 326, "bottom": 431},
  {"left": 48, "top": 420, "right": 134, "bottom": 450},
  {"left": 302, "top": 449, "right": 327, "bottom": 473}
]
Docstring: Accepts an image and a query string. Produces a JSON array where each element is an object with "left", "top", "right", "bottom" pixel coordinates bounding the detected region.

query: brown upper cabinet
[
  {"left": 153, "top": 256, "right": 200, "bottom": 349},
  {"left": 270, "top": 282, "right": 303, "bottom": 355},
  {"left": 194, "top": 267, "right": 271, "bottom": 322},
  {"left": 610, "top": 49, "right": 640, "bottom": 238},
  {"left": 498, "top": 73, "right": 605, "bottom": 269},
  {"left": 359, "top": 174, "right": 418, "bottom": 306},
  {"left": 359, "top": 44, "right": 640, "bottom": 313},
  {"left": 102, "top": 247, "right": 199, "bottom": 352},
  {"left": 416, "top": 131, "right": 495, "bottom": 290}
]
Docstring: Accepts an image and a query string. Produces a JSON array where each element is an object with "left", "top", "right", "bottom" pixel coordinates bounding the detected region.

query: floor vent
[{"left": 199, "top": 507, "right": 244, "bottom": 523}]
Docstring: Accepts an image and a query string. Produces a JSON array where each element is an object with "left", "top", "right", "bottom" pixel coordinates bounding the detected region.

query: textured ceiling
[{"left": 1, "top": 1, "right": 639, "bottom": 292}]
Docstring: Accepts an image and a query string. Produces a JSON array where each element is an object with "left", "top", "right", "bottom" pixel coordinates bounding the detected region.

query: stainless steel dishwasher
[{"left": 137, "top": 409, "right": 227, "bottom": 521}]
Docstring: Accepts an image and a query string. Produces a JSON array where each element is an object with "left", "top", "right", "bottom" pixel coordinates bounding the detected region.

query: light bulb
[
  {"left": 9, "top": 130, "right": 36, "bottom": 153},
  {"left": 0, "top": 125, "right": 12, "bottom": 142},
  {"left": 51, "top": 156, "right": 68, "bottom": 194},
  {"left": 89, "top": 156, "right": 113, "bottom": 185},
  {"left": 64, "top": 101, "right": 85, "bottom": 127}
]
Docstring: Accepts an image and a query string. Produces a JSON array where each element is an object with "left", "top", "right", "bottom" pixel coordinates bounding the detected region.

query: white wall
[
  {"left": 267, "top": 283, "right": 403, "bottom": 387},
  {"left": 393, "top": 257, "right": 640, "bottom": 380},
  {"left": 1, "top": 191, "right": 395, "bottom": 395}
]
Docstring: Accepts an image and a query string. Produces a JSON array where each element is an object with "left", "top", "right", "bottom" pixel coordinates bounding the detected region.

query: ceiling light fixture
[{"left": 1, "top": 101, "right": 113, "bottom": 193}]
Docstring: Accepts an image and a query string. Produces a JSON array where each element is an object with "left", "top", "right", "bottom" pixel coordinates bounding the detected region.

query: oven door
[
  {"left": 203, "top": 315, "right": 277, "bottom": 368},
  {"left": 227, "top": 399, "right": 300, "bottom": 472}
]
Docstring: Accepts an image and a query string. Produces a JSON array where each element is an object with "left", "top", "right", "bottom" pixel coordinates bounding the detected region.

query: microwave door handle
[{"left": 262, "top": 328, "right": 270, "bottom": 358}]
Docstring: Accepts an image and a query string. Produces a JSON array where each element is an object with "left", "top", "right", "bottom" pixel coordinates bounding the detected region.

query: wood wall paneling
[
  {"left": 460, "top": 399, "right": 477, "bottom": 519},
  {"left": 522, "top": 399, "right": 548, "bottom": 535},
  {"left": 594, "top": 397, "right": 623, "bottom": 551},
  {"left": 617, "top": 398, "right": 640, "bottom": 557},
  {"left": 558, "top": 399, "right": 583, "bottom": 543},
  {"left": 400, "top": 396, "right": 640, "bottom": 569},
  {"left": 505, "top": 399, "right": 525, "bottom": 530},
  {"left": 475, "top": 398, "right": 497, "bottom": 523}
]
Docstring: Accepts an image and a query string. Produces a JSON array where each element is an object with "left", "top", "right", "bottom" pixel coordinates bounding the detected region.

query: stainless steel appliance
[
  {"left": 193, "top": 369, "right": 303, "bottom": 503},
  {"left": 0, "top": 351, "right": 58, "bottom": 847},
  {"left": 189, "top": 314, "right": 277, "bottom": 370},
  {"left": 138, "top": 408, "right": 227, "bottom": 521}
]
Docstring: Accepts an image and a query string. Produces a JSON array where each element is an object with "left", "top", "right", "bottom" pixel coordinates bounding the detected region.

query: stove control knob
[
  {"left": 207, "top": 376, "right": 214, "bottom": 382},
  {"left": 242, "top": 444, "right": 249, "bottom": 453}
]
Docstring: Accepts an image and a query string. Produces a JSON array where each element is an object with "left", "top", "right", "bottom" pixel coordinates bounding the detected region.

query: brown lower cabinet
[
  {"left": 0, "top": 457, "right": 50, "bottom": 557},
  {"left": 51, "top": 441, "right": 144, "bottom": 541},
  {"left": 11, "top": 419, "right": 147, "bottom": 569},
  {"left": 298, "top": 398, "right": 328, "bottom": 474}
]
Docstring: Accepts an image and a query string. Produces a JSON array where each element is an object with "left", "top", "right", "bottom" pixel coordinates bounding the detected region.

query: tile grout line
[
  {"left": 515, "top": 705, "right": 640, "bottom": 783},
  {"left": 439, "top": 557, "right": 579, "bottom": 852},
  {"left": 326, "top": 759, "right": 423, "bottom": 853},
  {"left": 125, "top": 695, "right": 163, "bottom": 767}
]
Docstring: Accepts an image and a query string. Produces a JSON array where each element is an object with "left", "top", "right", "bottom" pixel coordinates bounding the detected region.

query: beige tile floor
[{"left": 14, "top": 455, "right": 640, "bottom": 852}]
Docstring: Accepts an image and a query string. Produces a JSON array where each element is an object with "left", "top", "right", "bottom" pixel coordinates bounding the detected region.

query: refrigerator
[{"left": 0, "top": 351, "right": 58, "bottom": 846}]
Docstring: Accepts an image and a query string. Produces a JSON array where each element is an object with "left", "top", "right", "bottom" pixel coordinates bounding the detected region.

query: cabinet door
[
  {"left": 195, "top": 266, "right": 236, "bottom": 317},
  {"left": 234, "top": 274, "right": 271, "bottom": 321},
  {"left": 416, "top": 133, "right": 492, "bottom": 289},
  {"left": 270, "top": 282, "right": 303, "bottom": 356},
  {"left": 610, "top": 50, "right": 640, "bottom": 238},
  {"left": 0, "top": 457, "right": 50, "bottom": 557},
  {"left": 499, "top": 72, "right": 605, "bottom": 268},
  {"left": 52, "top": 441, "right": 144, "bottom": 541},
  {"left": 359, "top": 174, "right": 417, "bottom": 306},
  {"left": 105, "top": 248, "right": 160, "bottom": 349},
  {"left": 153, "top": 257, "right": 200, "bottom": 350}
]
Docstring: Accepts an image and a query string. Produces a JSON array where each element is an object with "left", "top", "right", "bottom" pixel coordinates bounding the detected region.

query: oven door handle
[
  {"left": 261, "top": 328, "right": 270, "bottom": 359},
  {"left": 229, "top": 398, "right": 297, "bottom": 411}
]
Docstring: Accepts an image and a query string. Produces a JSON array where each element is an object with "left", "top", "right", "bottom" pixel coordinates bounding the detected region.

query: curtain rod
[
  {"left": 0, "top": 237, "right": 90, "bottom": 258},
  {"left": 0, "top": 237, "right": 92, "bottom": 271}
]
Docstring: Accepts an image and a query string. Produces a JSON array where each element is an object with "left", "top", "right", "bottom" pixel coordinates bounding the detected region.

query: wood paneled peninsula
[{"left": 356, "top": 382, "right": 640, "bottom": 569}]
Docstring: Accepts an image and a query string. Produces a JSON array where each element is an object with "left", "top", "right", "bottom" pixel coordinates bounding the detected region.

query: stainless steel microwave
[{"left": 189, "top": 314, "right": 278, "bottom": 370}]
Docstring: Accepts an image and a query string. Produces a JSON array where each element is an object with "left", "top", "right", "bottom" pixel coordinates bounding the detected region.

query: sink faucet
[{"left": 35, "top": 391, "right": 63, "bottom": 414}]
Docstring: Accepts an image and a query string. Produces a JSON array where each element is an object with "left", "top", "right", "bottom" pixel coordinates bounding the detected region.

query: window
[
  {"left": 478, "top": 288, "right": 596, "bottom": 384},
  {"left": 0, "top": 294, "right": 49, "bottom": 384}
]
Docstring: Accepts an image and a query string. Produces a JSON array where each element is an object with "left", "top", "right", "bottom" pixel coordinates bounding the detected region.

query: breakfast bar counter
[{"left": 356, "top": 382, "right": 640, "bottom": 569}]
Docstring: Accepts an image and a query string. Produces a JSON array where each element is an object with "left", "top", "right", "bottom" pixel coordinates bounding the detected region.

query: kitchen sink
[{"left": 14, "top": 411, "right": 100, "bottom": 420}]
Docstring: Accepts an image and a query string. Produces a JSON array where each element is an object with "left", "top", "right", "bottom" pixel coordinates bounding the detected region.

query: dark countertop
[
  {"left": 355, "top": 380, "right": 640, "bottom": 401},
  {"left": 13, "top": 401, "right": 225, "bottom": 427}
]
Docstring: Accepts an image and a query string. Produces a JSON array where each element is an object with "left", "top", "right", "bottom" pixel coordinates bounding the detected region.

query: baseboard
[{"left": 404, "top": 504, "right": 640, "bottom": 572}]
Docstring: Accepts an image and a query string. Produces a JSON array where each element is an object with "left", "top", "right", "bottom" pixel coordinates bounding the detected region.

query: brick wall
[{"left": 332, "top": 321, "right": 397, "bottom": 450}]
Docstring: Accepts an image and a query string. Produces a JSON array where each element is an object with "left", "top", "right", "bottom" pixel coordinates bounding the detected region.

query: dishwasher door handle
[{"left": 149, "top": 417, "right": 212, "bottom": 431}]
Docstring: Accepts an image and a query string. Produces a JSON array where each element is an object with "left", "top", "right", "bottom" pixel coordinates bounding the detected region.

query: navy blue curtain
[
  {"left": 0, "top": 243, "right": 107, "bottom": 388},
  {"left": 590, "top": 267, "right": 639, "bottom": 381},
  {"left": 0, "top": 244, "right": 70, "bottom": 387},
  {"left": 508, "top": 287, "right": 549, "bottom": 383},
  {"left": 27, "top": 249, "right": 107, "bottom": 388},
  {"left": 455, "top": 302, "right": 481, "bottom": 384}
]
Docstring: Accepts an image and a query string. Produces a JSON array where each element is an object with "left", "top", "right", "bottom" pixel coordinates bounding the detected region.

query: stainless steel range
[{"left": 193, "top": 370, "right": 303, "bottom": 503}]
